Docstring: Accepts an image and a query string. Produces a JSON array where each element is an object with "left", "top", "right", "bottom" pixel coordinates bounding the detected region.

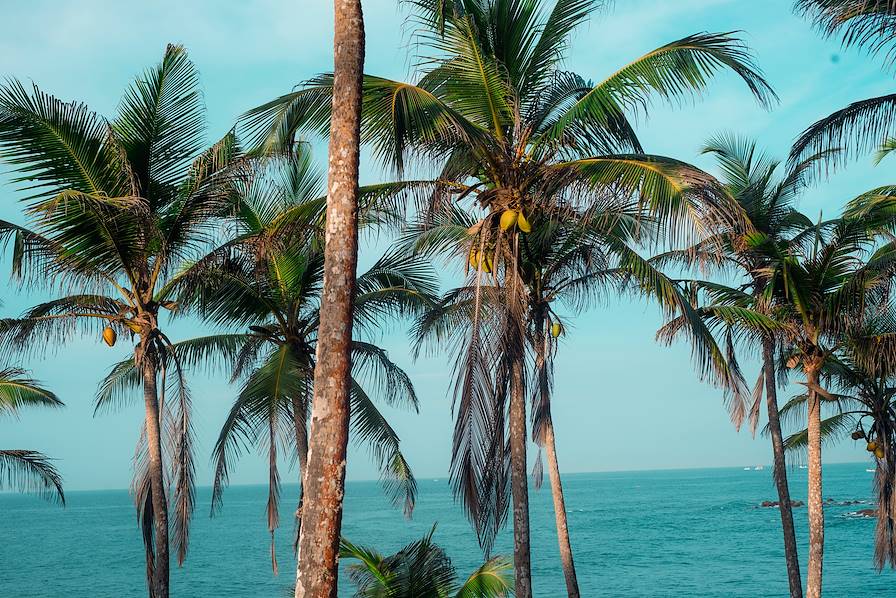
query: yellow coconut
[
  {"left": 867, "top": 441, "right": 879, "bottom": 452},
  {"left": 551, "top": 322, "right": 563, "bottom": 338},
  {"left": 102, "top": 326, "right": 117, "bottom": 347},
  {"left": 469, "top": 249, "right": 480, "bottom": 269},
  {"left": 876, "top": 447, "right": 886, "bottom": 459},
  {"left": 499, "top": 209, "right": 519, "bottom": 231},
  {"left": 124, "top": 320, "right": 141, "bottom": 334},
  {"left": 481, "top": 253, "right": 493, "bottom": 273},
  {"left": 517, "top": 212, "right": 532, "bottom": 233}
]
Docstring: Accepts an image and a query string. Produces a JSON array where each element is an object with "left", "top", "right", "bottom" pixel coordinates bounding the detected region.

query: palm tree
[
  {"left": 653, "top": 134, "right": 832, "bottom": 597},
  {"left": 113, "top": 149, "right": 435, "bottom": 574},
  {"left": 292, "top": 0, "right": 366, "bottom": 595},
  {"left": 0, "top": 45, "right": 237, "bottom": 598},
  {"left": 792, "top": 1, "right": 896, "bottom": 165},
  {"left": 0, "top": 362, "right": 65, "bottom": 504},
  {"left": 244, "top": 3, "right": 775, "bottom": 594},
  {"left": 778, "top": 312, "right": 896, "bottom": 570},
  {"left": 340, "top": 527, "right": 512, "bottom": 598},
  {"left": 410, "top": 202, "right": 745, "bottom": 598},
  {"left": 659, "top": 207, "right": 896, "bottom": 598}
]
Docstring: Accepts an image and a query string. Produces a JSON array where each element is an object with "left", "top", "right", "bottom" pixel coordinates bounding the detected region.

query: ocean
[{"left": 1, "top": 463, "right": 892, "bottom": 597}]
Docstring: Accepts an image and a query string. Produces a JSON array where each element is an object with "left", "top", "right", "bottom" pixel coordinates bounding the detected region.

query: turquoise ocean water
[{"left": 1, "top": 463, "right": 893, "bottom": 596}]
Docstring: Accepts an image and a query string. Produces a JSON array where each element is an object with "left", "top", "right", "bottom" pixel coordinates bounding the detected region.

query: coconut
[
  {"left": 481, "top": 253, "right": 493, "bottom": 273},
  {"left": 517, "top": 212, "right": 532, "bottom": 233},
  {"left": 102, "top": 326, "right": 117, "bottom": 347},
  {"left": 876, "top": 447, "right": 886, "bottom": 460},
  {"left": 867, "top": 441, "right": 879, "bottom": 452},
  {"left": 551, "top": 322, "right": 563, "bottom": 338},
  {"left": 499, "top": 209, "right": 518, "bottom": 231}
]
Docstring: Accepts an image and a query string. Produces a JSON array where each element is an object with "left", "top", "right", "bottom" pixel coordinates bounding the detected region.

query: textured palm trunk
[
  {"left": 805, "top": 365, "right": 824, "bottom": 598},
  {"left": 543, "top": 421, "right": 579, "bottom": 598},
  {"left": 533, "top": 329, "right": 579, "bottom": 598},
  {"left": 509, "top": 355, "right": 533, "bottom": 598},
  {"left": 762, "top": 338, "right": 802, "bottom": 598},
  {"left": 291, "top": 394, "right": 309, "bottom": 555},
  {"left": 293, "top": 2, "right": 364, "bottom": 596},
  {"left": 874, "top": 434, "right": 896, "bottom": 569},
  {"left": 142, "top": 358, "right": 170, "bottom": 598}
]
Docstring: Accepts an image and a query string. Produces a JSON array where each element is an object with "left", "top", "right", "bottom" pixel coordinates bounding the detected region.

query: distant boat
[
  {"left": 866, "top": 469, "right": 876, "bottom": 473},
  {"left": 799, "top": 465, "right": 808, "bottom": 469},
  {"left": 753, "top": 466, "right": 765, "bottom": 471},
  {"left": 743, "top": 467, "right": 751, "bottom": 471}
]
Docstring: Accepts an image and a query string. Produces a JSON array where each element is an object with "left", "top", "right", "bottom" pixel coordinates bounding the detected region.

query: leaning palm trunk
[
  {"left": 509, "top": 354, "right": 532, "bottom": 598},
  {"left": 141, "top": 353, "right": 170, "bottom": 598},
  {"left": 543, "top": 421, "right": 579, "bottom": 598},
  {"left": 533, "top": 326, "right": 579, "bottom": 598},
  {"left": 294, "top": 1, "right": 365, "bottom": 596},
  {"left": 805, "top": 364, "right": 824, "bottom": 598},
  {"left": 762, "top": 339, "right": 802, "bottom": 597}
]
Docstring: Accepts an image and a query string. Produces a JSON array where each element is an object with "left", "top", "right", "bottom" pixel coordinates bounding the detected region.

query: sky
[{"left": 1, "top": 0, "right": 894, "bottom": 492}]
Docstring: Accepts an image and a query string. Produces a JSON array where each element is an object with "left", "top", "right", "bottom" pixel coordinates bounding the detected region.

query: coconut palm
[
  {"left": 652, "top": 134, "right": 834, "bottom": 597},
  {"left": 340, "top": 527, "right": 512, "bottom": 598},
  {"left": 410, "top": 201, "right": 746, "bottom": 598},
  {"left": 792, "top": 1, "right": 896, "bottom": 165},
  {"left": 778, "top": 311, "right": 896, "bottom": 570},
  {"left": 0, "top": 45, "right": 238, "bottom": 597},
  {"left": 0, "top": 362, "right": 64, "bottom": 504},
  {"left": 107, "top": 150, "right": 435, "bottom": 573},
  {"left": 243, "top": 3, "right": 775, "bottom": 594},
  {"left": 659, "top": 204, "right": 896, "bottom": 598},
  {"left": 291, "top": 0, "right": 367, "bottom": 595}
]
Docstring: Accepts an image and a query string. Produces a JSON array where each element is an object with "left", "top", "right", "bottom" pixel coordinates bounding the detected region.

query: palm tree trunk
[
  {"left": 509, "top": 355, "right": 533, "bottom": 598},
  {"left": 142, "top": 358, "right": 170, "bottom": 598},
  {"left": 805, "top": 365, "right": 824, "bottom": 598},
  {"left": 762, "top": 338, "right": 802, "bottom": 598},
  {"left": 294, "top": 2, "right": 364, "bottom": 597},
  {"left": 533, "top": 327, "right": 579, "bottom": 598},
  {"left": 874, "top": 436, "right": 896, "bottom": 569},
  {"left": 291, "top": 394, "right": 308, "bottom": 554},
  {"left": 543, "top": 421, "right": 579, "bottom": 598}
]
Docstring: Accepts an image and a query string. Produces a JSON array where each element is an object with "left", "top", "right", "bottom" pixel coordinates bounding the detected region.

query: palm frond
[{"left": 0, "top": 449, "right": 64, "bottom": 504}]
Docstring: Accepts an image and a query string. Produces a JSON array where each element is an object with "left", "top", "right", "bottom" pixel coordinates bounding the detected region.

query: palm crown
[
  {"left": 0, "top": 44, "right": 240, "bottom": 591},
  {"left": 131, "top": 148, "right": 439, "bottom": 570}
]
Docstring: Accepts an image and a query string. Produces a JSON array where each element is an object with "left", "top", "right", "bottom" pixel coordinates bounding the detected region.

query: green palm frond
[
  {"left": 0, "top": 367, "right": 62, "bottom": 412},
  {"left": 454, "top": 555, "right": 513, "bottom": 598},
  {"left": 783, "top": 411, "right": 858, "bottom": 452},
  {"left": 114, "top": 43, "right": 205, "bottom": 196},
  {"left": 790, "top": 92, "right": 896, "bottom": 166},
  {"left": 796, "top": 0, "right": 896, "bottom": 65},
  {"left": 350, "top": 379, "right": 418, "bottom": 517},
  {"left": 0, "top": 450, "right": 64, "bottom": 504},
  {"left": 545, "top": 32, "right": 776, "bottom": 144},
  {"left": 0, "top": 79, "right": 130, "bottom": 200}
]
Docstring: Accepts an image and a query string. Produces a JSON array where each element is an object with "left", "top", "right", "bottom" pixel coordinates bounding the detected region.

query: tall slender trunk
[
  {"left": 534, "top": 328, "right": 579, "bottom": 598},
  {"left": 544, "top": 422, "right": 579, "bottom": 598},
  {"left": 142, "top": 358, "right": 170, "bottom": 598},
  {"left": 291, "top": 394, "right": 309, "bottom": 554},
  {"left": 805, "top": 364, "right": 824, "bottom": 598},
  {"left": 509, "top": 355, "right": 532, "bottom": 598},
  {"left": 762, "top": 338, "right": 802, "bottom": 598},
  {"left": 294, "top": 2, "right": 364, "bottom": 596}
]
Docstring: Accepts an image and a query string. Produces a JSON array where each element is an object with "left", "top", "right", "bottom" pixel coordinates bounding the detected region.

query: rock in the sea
[
  {"left": 852, "top": 508, "right": 878, "bottom": 518},
  {"left": 760, "top": 500, "right": 804, "bottom": 508}
]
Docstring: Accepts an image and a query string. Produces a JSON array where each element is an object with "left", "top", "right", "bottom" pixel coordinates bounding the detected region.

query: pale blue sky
[{"left": 1, "top": 0, "right": 893, "bottom": 491}]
